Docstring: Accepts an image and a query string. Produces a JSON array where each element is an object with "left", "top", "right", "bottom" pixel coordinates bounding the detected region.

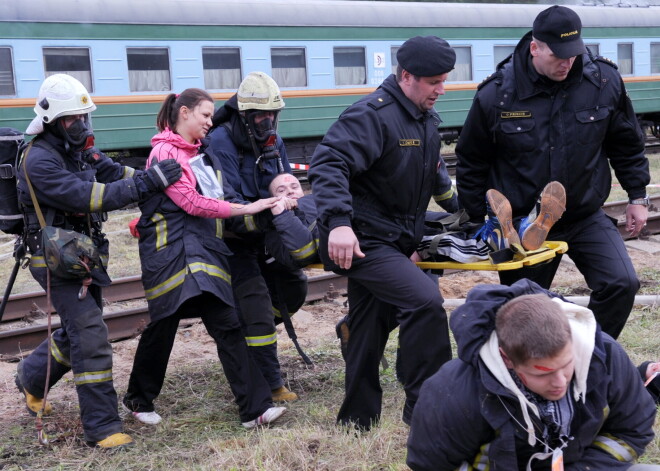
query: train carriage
[{"left": 1, "top": 0, "right": 660, "bottom": 162}]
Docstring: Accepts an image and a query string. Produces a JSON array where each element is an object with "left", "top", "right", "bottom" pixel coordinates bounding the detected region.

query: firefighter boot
[
  {"left": 15, "top": 361, "right": 52, "bottom": 416},
  {"left": 335, "top": 315, "right": 350, "bottom": 361},
  {"left": 271, "top": 386, "right": 298, "bottom": 402},
  {"left": 520, "top": 181, "right": 566, "bottom": 251},
  {"left": 94, "top": 433, "right": 134, "bottom": 450}
]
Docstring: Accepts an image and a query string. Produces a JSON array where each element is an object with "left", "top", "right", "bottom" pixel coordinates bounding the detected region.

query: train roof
[{"left": 4, "top": 0, "right": 660, "bottom": 28}]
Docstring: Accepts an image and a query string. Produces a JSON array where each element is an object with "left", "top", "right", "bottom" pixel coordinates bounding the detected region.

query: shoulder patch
[
  {"left": 366, "top": 93, "right": 394, "bottom": 110},
  {"left": 595, "top": 55, "right": 618, "bottom": 70},
  {"left": 477, "top": 72, "right": 500, "bottom": 91}
]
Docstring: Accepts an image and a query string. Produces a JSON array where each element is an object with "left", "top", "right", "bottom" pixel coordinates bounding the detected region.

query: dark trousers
[
  {"left": 500, "top": 209, "right": 639, "bottom": 338},
  {"left": 123, "top": 292, "right": 272, "bottom": 422},
  {"left": 18, "top": 282, "right": 123, "bottom": 443},
  {"left": 337, "top": 244, "right": 452, "bottom": 429},
  {"left": 227, "top": 238, "right": 306, "bottom": 390}
]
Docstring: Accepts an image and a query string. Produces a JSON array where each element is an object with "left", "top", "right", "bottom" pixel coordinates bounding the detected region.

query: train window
[
  {"left": 617, "top": 43, "right": 633, "bottom": 75},
  {"left": 391, "top": 47, "right": 399, "bottom": 75},
  {"left": 493, "top": 46, "right": 514, "bottom": 68},
  {"left": 447, "top": 46, "right": 472, "bottom": 82},
  {"left": 271, "top": 48, "right": 307, "bottom": 87},
  {"left": 651, "top": 43, "right": 660, "bottom": 74},
  {"left": 43, "top": 47, "right": 93, "bottom": 92},
  {"left": 0, "top": 47, "right": 16, "bottom": 96},
  {"left": 585, "top": 44, "right": 600, "bottom": 57},
  {"left": 203, "top": 47, "right": 241, "bottom": 90},
  {"left": 127, "top": 47, "right": 171, "bottom": 92},
  {"left": 334, "top": 47, "right": 366, "bottom": 86}
]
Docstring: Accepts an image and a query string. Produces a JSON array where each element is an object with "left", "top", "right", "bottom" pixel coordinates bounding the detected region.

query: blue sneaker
[{"left": 474, "top": 216, "right": 507, "bottom": 251}]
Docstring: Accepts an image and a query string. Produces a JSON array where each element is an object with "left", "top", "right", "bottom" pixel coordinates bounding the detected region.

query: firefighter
[
  {"left": 206, "top": 72, "right": 301, "bottom": 402},
  {"left": 15, "top": 74, "right": 182, "bottom": 449}
]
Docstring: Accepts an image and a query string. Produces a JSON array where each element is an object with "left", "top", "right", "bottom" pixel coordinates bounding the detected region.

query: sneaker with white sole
[
  {"left": 122, "top": 402, "right": 162, "bottom": 425},
  {"left": 241, "top": 406, "right": 287, "bottom": 429}
]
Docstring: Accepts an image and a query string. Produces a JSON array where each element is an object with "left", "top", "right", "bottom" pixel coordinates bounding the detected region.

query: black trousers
[
  {"left": 123, "top": 292, "right": 272, "bottom": 422},
  {"left": 500, "top": 209, "right": 639, "bottom": 339},
  {"left": 18, "top": 282, "right": 123, "bottom": 443},
  {"left": 227, "top": 238, "right": 307, "bottom": 390},
  {"left": 337, "top": 244, "right": 452, "bottom": 429}
]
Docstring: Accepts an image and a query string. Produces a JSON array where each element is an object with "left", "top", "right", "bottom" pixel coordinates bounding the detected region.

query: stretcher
[
  {"left": 415, "top": 241, "right": 568, "bottom": 271},
  {"left": 307, "top": 241, "right": 568, "bottom": 272}
]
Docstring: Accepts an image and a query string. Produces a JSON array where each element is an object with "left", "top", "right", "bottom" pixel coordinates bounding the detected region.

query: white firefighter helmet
[
  {"left": 26, "top": 74, "right": 96, "bottom": 135},
  {"left": 236, "top": 72, "right": 285, "bottom": 112}
]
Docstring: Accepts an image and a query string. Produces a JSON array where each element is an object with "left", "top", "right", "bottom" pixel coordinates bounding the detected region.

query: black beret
[{"left": 397, "top": 36, "right": 456, "bottom": 77}]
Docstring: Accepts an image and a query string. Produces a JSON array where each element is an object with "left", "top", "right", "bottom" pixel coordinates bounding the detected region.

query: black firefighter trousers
[
  {"left": 17, "top": 283, "right": 123, "bottom": 443},
  {"left": 337, "top": 244, "right": 452, "bottom": 430}
]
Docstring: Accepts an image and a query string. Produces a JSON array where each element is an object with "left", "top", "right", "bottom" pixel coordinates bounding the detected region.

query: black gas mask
[
  {"left": 55, "top": 114, "right": 94, "bottom": 152},
  {"left": 245, "top": 110, "right": 279, "bottom": 144},
  {"left": 242, "top": 110, "right": 284, "bottom": 173}
]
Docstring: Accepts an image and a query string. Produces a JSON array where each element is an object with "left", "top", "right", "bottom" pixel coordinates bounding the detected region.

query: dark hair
[
  {"left": 156, "top": 88, "right": 214, "bottom": 133},
  {"left": 395, "top": 65, "right": 420, "bottom": 83},
  {"left": 496, "top": 294, "right": 572, "bottom": 366}
]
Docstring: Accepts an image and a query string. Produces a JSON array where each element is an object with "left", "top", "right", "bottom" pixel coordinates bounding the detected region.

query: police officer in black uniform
[
  {"left": 308, "top": 36, "right": 457, "bottom": 430},
  {"left": 15, "top": 74, "right": 181, "bottom": 449},
  {"left": 456, "top": 6, "right": 651, "bottom": 339}
]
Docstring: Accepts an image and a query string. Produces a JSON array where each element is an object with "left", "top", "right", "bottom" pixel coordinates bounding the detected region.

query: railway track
[
  {"left": 0, "top": 196, "right": 657, "bottom": 358},
  {"left": 0, "top": 272, "right": 346, "bottom": 358}
]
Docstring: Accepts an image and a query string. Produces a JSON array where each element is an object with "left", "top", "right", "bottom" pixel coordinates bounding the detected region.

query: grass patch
[{"left": 1, "top": 315, "right": 658, "bottom": 470}]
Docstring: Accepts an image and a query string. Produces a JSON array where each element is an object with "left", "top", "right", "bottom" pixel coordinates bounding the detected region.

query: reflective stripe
[
  {"left": 89, "top": 182, "right": 105, "bottom": 212},
  {"left": 215, "top": 170, "right": 224, "bottom": 238},
  {"left": 244, "top": 214, "right": 256, "bottom": 231},
  {"left": 30, "top": 255, "right": 47, "bottom": 268},
  {"left": 151, "top": 212, "right": 167, "bottom": 250},
  {"left": 100, "top": 253, "right": 109, "bottom": 269},
  {"left": 272, "top": 306, "right": 296, "bottom": 319},
  {"left": 74, "top": 369, "right": 113, "bottom": 385},
  {"left": 434, "top": 187, "right": 454, "bottom": 202},
  {"left": 123, "top": 167, "right": 135, "bottom": 178},
  {"left": 291, "top": 240, "right": 317, "bottom": 261},
  {"left": 593, "top": 434, "right": 637, "bottom": 462},
  {"left": 246, "top": 332, "right": 277, "bottom": 346},
  {"left": 49, "top": 337, "right": 71, "bottom": 367},
  {"left": 188, "top": 262, "right": 231, "bottom": 285},
  {"left": 469, "top": 442, "right": 490, "bottom": 470},
  {"left": 144, "top": 267, "right": 186, "bottom": 300}
]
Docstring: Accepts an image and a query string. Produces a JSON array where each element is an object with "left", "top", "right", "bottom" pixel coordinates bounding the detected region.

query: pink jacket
[{"left": 148, "top": 128, "right": 232, "bottom": 219}]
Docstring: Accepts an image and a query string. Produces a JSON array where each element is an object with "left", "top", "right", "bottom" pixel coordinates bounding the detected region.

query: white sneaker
[
  {"left": 122, "top": 402, "right": 162, "bottom": 425},
  {"left": 241, "top": 406, "right": 287, "bottom": 429}
]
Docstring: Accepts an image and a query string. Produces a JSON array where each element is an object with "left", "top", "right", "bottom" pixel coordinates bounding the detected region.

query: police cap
[
  {"left": 397, "top": 36, "right": 456, "bottom": 77},
  {"left": 533, "top": 6, "right": 587, "bottom": 59}
]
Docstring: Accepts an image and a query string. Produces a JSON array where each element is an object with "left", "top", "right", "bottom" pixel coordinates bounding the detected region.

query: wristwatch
[{"left": 629, "top": 195, "right": 650, "bottom": 207}]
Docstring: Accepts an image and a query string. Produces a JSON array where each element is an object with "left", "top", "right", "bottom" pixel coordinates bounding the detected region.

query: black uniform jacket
[
  {"left": 407, "top": 280, "right": 657, "bottom": 471},
  {"left": 456, "top": 32, "right": 649, "bottom": 224},
  {"left": 18, "top": 131, "right": 140, "bottom": 286},
  {"left": 264, "top": 194, "right": 319, "bottom": 270},
  {"left": 308, "top": 74, "right": 445, "bottom": 267}
]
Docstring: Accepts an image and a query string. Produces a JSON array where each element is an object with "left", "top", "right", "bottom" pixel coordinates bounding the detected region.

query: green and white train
[{"left": 1, "top": 0, "right": 659, "bottom": 163}]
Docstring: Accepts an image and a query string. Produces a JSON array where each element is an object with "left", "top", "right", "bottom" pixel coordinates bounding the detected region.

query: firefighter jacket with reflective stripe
[
  {"left": 407, "top": 280, "right": 657, "bottom": 471},
  {"left": 456, "top": 31, "right": 649, "bottom": 225},
  {"left": 137, "top": 132, "right": 233, "bottom": 322},
  {"left": 309, "top": 74, "right": 449, "bottom": 261},
  {"left": 264, "top": 194, "right": 319, "bottom": 270},
  {"left": 17, "top": 130, "right": 140, "bottom": 286}
]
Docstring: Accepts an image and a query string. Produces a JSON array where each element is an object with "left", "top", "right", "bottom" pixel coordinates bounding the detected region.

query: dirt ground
[{"left": 1, "top": 239, "right": 658, "bottom": 428}]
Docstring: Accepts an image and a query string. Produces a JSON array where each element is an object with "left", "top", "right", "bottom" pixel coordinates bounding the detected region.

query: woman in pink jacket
[{"left": 122, "top": 88, "right": 288, "bottom": 429}]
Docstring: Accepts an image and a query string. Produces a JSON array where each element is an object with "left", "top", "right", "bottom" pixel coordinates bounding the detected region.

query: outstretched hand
[
  {"left": 231, "top": 196, "right": 283, "bottom": 216},
  {"left": 328, "top": 226, "right": 365, "bottom": 270}
]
